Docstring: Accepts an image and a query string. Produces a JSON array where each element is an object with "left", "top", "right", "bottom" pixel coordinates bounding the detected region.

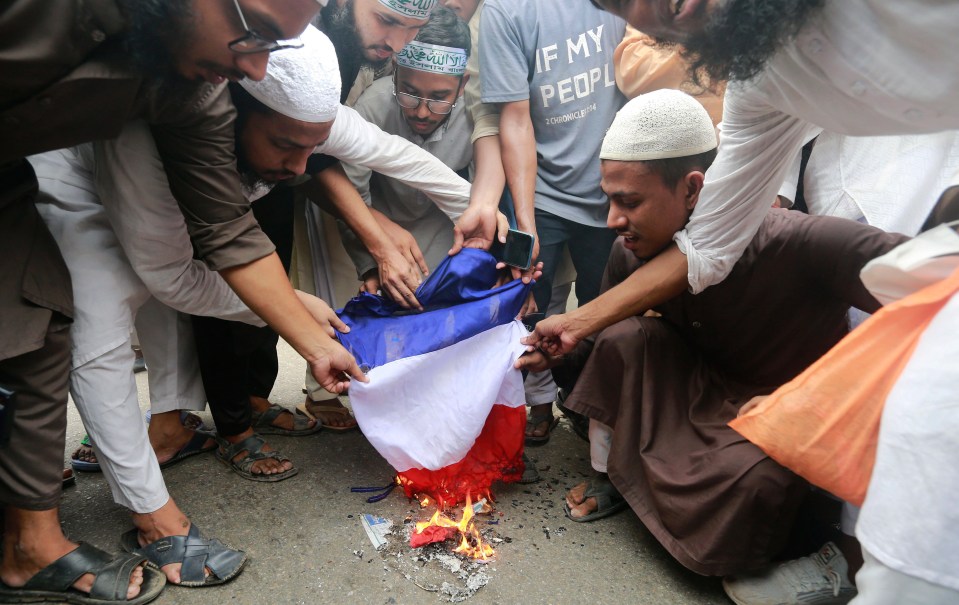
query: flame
[{"left": 413, "top": 494, "right": 495, "bottom": 560}]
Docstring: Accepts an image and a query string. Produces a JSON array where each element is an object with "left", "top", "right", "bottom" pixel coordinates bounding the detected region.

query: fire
[{"left": 412, "top": 494, "right": 495, "bottom": 560}]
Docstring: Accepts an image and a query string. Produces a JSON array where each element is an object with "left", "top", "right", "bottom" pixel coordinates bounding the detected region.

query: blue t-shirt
[{"left": 480, "top": 0, "right": 626, "bottom": 227}]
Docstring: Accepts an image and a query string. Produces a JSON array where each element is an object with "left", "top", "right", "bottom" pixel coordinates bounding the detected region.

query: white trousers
[
  {"left": 33, "top": 147, "right": 205, "bottom": 512},
  {"left": 851, "top": 547, "right": 959, "bottom": 605}
]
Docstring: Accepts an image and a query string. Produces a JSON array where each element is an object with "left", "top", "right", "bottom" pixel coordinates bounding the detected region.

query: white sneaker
[{"left": 722, "top": 542, "right": 857, "bottom": 605}]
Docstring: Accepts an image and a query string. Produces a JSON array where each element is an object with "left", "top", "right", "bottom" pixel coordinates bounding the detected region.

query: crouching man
[{"left": 516, "top": 90, "right": 908, "bottom": 578}]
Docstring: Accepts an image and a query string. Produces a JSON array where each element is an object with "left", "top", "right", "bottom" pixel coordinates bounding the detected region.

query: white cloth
[
  {"left": 589, "top": 419, "right": 613, "bottom": 474},
  {"left": 800, "top": 132, "right": 959, "bottom": 234},
  {"left": 348, "top": 321, "right": 527, "bottom": 472},
  {"left": 677, "top": 0, "right": 959, "bottom": 294},
  {"left": 854, "top": 292, "right": 959, "bottom": 591},
  {"left": 852, "top": 545, "right": 959, "bottom": 604}
]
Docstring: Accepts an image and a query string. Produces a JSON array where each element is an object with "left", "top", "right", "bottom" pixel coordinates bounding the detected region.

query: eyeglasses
[
  {"left": 228, "top": 0, "right": 304, "bottom": 54},
  {"left": 392, "top": 89, "right": 457, "bottom": 115}
]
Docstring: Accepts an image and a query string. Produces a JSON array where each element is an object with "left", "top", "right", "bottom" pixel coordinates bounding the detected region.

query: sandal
[
  {"left": 214, "top": 434, "right": 298, "bottom": 482},
  {"left": 524, "top": 412, "right": 559, "bottom": 446},
  {"left": 252, "top": 403, "right": 322, "bottom": 436},
  {"left": 158, "top": 429, "right": 216, "bottom": 469},
  {"left": 295, "top": 399, "right": 358, "bottom": 432},
  {"left": 0, "top": 542, "right": 165, "bottom": 604},
  {"left": 563, "top": 476, "right": 628, "bottom": 523},
  {"left": 119, "top": 524, "right": 246, "bottom": 587},
  {"left": 71, "top": 435, "right": 101, "bottom": 473},
  {"left": 518, "top": 453, "right": 541, "bottom": 484},
  {"left": 63, "top": 468, "right": 77, "bottom": 489}
]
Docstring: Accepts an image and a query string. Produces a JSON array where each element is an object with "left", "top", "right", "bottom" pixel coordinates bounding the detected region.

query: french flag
[{"left": 338, "top": 249, "right": 531, "bottom": 506}]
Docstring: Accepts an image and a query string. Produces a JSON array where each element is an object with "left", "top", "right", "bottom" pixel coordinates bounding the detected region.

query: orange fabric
[
  {"left": 730, "top": 266, "right": 959, "bottom": 506},
  {"left": 613, "top": 26, "right": 725, "bottom": 126}
]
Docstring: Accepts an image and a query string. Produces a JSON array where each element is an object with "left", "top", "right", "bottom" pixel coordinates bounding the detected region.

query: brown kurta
[{"left": 564, "top": 209, "right": 909, "bottom": 576}]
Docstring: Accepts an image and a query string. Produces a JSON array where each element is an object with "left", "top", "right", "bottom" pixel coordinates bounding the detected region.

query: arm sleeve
[
  {"left": 674, "top": 82, "right": 822, "bottom": 293},
  {"left": 478, "top": 2, "right": 531, "bottom": 104},
  {"left": 146, "top": 83, "right": 275, "bottom": 271},
  {"left": 317, "top": 105, "right": 470, "bottom": 221},
  {"left": 94, "top": 120, "right": 264, "bottom": 326},
  {"left": 776, "top": 148, "right": 803, "bottom": 207},
  {"left": 466, "top": 2, "right": 500, "bottom": 142}
]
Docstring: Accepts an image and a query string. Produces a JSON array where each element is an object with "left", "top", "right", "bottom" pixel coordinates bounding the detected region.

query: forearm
[
  {"left": 311, "top": 164, "right": 394, "bottom": 261},
  {"left": 469, "top": 135, "right": 506, "bottom": 213},
  {"left": 499, "top": 101, "right": 537, "bottom": 235},
  {"left": 220, "top": 253, "right": 336, "bottom": 361},
  {"left": 565, "top": 245, "right": 688, "bottom": 340}
]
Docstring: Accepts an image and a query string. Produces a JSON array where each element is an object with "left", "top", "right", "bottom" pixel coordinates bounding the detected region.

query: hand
[
  {"left": 497, "top": 259, "right": 543, "bottom": 286},
  {"left": 306, "top": 339, "right": 368, "bottom": 394},
  {"left": 294, "top": 290, "right": 350, "bottom": 337},
  {"left": 373, "top": 246, "right": 424, "bottom": 310},
  {"left": 449, "top": 205, "right": 509, "bottom": 255},
  {"left": 376, "top": 216, "right": 429, "bottom": 278},
  {"left": 522, "top": 311, "right": 581, "bottom": 356},
  {"left": 737, "top": 395, "right": 769, "bottom": 418},
  {"left": 517, "top": 290, "right": 538, "bottom": 319},
  {"left": 513, "top": 349, "right": 559, "bottom": 373}
]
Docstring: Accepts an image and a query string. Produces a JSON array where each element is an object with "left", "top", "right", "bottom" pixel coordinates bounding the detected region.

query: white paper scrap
[{"left": 360, "top": 513, "right": 393, "bottom": 550}]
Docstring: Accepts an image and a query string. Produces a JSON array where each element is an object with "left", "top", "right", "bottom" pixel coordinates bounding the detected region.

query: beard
[
  {"left": 322, "top": 0, "right": 391, "bottom": 70},
  {"left": 678, "top": 0, "right": 825, "bottom": 86},
  {"left": 116, "top": 0, "right": 196, "bottom": 86}
]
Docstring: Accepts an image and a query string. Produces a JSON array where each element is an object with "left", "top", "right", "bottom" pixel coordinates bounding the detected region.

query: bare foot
[
  {"left": 148, "top": 411, "right": 215, "bottom": 465},
  {"left": 301, "top": 397, "right": 357, "bottom": 430},
  {"left": 221, "top": 429, "right": 293, "bottom": 476},
  {"left": 565, "top": 480, "right": 600, "bottom": 519},
  {"left": 1, "top": 508, "right": 143, "bottom": 599},
  {"left": 130, "top": 499, "right": 209, "bottom": 585},
  {"left": 251, "top": 396, "right": 318, "bottom": 432},
  {"left": 71, "top": 443, "right": 97, "bottom": 467}
]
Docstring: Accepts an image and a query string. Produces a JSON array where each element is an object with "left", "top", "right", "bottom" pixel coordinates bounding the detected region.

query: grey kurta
[
  {"left": 564, "top": 209, "right": 909, "bottom": 576},
  {"left": 339, "top": 76, "right": 472, "bottom": 278}
]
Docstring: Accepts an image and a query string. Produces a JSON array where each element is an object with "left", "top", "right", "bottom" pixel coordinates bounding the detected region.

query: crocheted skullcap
[
  {"left": 601, "top": 89, "right": 717, "bottom": 161},
  {"left": 239, "top": 25, "right": 341, "bottom": 123}
]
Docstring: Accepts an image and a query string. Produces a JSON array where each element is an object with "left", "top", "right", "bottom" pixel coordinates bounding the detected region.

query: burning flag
[{"left": 338, "top": 249, "right": 532, "bottom": 508}]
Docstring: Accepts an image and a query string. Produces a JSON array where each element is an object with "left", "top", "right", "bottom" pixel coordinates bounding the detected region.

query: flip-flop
[
  {"left": 71, "top": 435, "right": 101, "bottom": 473},
  {"left": 563, "top": 477, "right": 628, "bottom": 523},
  {"left": 251, "top": 403, "right": 322, "bottom": 436},
  {"left": 158, "top": 429, "right": 216, "bottom": 469},
  {"left": 295, "top": 401, "right": 358, "bottom": 432},
  {"left": 0, "top": 542, "right": 166, "bottom": 604},
  {"left": 63, "top": 468, "right": 76, "bottom": 489},
  {"left": 518, "top": 452, "right": 541, "bottom": 484},
  {"left": 524, "top": 414, "right": 559, "bottom": 446}
]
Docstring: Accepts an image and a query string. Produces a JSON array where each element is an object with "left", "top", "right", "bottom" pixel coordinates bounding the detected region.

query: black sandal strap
[{"left": 23, "top": 543, "right": 142, "bottom": 601}]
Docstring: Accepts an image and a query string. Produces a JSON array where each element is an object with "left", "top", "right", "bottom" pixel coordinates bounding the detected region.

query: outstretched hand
[
  {"left": 450, "top": 205, "right": 509, "bottom": 255},
  {"left": 294, "top": 290, "right": 350, "bottom": 337},
  {"left": 308, "top": 339, "right": 368, "bottom": 394},
  {"left": 522, "top": 311, "right": 581, "bottom": 356}
]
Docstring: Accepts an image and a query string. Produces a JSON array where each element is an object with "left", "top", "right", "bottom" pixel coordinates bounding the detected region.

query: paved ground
[{"left": 61, "top": 339, "right": 729, "bottom": 605}]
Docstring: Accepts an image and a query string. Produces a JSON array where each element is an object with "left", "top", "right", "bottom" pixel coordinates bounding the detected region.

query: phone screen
[{"left": 491, "top": 229, "right": 535, "bottom": 270}]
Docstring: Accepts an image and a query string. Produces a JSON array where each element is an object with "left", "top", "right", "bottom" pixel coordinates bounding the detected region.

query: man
[
  {"left": 340, "top": 6, "right": 472, "bottom": 290},
  {"left": 528, "top": 1, "right": 959, "bottom": 603},
  {"left": 517, "top": 90, "right": 908, "bottom": 579},
  {"left": 480, "top": 0, "right": 627, "bottom": 442},
  {"left": 0, "top": 1, "right": 335, "bottom": 602}
]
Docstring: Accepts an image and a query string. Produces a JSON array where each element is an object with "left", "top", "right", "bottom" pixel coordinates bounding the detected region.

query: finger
[
  {"left": 328, "top": 313, "right": 350, "bottom": 334},
  {"left": 496, "top": 212, "right": 509, "bottom": 243},
  {"left": 383, "top": 281, "right": 412, "bottom": 309},
  {"left": 412, "top": 246, "right": 429, "bottom": 276},
  {"left": 341, "top": 358, "right": 369, "bottom": 384},
  {"left": 449, "top": 226, "right": 465, "bottom": 256}
]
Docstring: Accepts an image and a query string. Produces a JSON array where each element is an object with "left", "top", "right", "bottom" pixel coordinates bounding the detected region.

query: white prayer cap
[
  {"left": 379, "top": 0, "right": 437, "bottom": 19},
  {"left": 600, "top": 89, "right": 717, "bottom": 161},
  {"left": 238, "top": 25, "right": 341, "bottom": 123}
]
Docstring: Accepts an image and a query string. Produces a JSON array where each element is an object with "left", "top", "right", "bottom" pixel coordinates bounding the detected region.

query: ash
[{"left": 375, "top": 513, "right": 499, "bottom": 602}]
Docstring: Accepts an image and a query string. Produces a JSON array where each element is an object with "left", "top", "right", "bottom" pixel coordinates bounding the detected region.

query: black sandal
[
  {"left": 251, "top": 403, "right": 322, "bottom": 436},
  {"left": 215, "top": 433, "right": 298, "bottom": 482},
  {"left": 0, "top": 542, "right": 165, "bottom": 604},
  {"left": 119, "top": 524, "right": 246, "bottom": 587}
]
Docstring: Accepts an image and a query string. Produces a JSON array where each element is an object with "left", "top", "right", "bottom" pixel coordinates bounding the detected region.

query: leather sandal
[
  {"left": 251, "top": 403, "right": 322, "bottom": 436},
  {"left": 0, "top": 542, "right": 165, "bottom": 604},
  {"left": 563, "top": 476, "right": 628, "bottom": 523},
  {"left": 214, "top": 434, "right": 298, "bottom": 482},
  {"left": 295, "top": 399, "right": 358, "bottom": 432},
  {"left": 119, "top": 524, "right": 246, "bottom": 587}
]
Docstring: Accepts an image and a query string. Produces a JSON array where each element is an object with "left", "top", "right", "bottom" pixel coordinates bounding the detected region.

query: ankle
[
  {"left": 249, "top": 395, "right": 271, "bottom": 412},
  {"left": 222, "top": 428, "right": 255, "bottom": 444},
  {"left": 131, "top": 499, "right": 190, "bottom": 543}
]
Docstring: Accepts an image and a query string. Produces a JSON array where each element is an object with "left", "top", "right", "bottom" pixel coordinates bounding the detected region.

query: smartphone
[{"left": 490, "top": 228, "right": 535, "bottom": 270}]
